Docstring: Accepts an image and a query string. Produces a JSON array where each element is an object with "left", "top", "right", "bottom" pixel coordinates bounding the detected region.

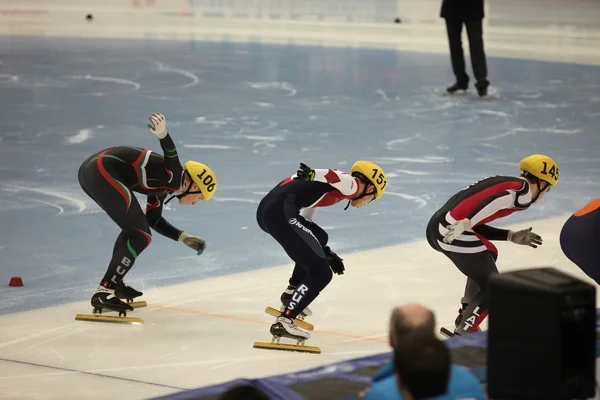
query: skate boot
[
  {"left": 114, "top": 280, "right": 143, "bottom": 303},
  {"left": 91, "top": 286, "right": 134, "bottom": 316},
  {"left": 270, "top": 316, "right": 310, "bottom": 344},
  {"left": 280, "top": 285, "right": 312, "bottom": 319},
  {"left": 475, "top": 80, "right": 489, "bottom": 97},
  {"left": 446, "top": 81, "right": 468, "bottom": 94}
]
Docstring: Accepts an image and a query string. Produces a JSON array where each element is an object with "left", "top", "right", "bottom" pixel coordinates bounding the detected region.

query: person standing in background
[{"left": 440, "top": 0, "right": 490, "bottom": 97}]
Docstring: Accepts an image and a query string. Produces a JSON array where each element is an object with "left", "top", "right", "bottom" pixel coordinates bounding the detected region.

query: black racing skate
[
  {"left": 446, "top": 81, "right": 468, "bottom": 94},
  {"left": 91, "top": 288, "right": 134, "bottom": 317},
  {"left": 270, "top": 316, "right": 310, "bottom": 345},
  {"left": 115, "top": 281, "right": 143, "bottom": 303},
  {"left": 280, "top": 285, "right": 312, "bottom": 319}
]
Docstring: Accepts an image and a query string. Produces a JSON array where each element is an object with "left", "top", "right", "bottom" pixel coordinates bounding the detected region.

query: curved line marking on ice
[
  {"left": 5, "top": 185, "right": 86, "bottom": 213},
  {"left": 154, "top": 61, "right": 200, "bottom": 88},
  {"left": 27, "top": 198, "right": 65, "bottom": 215},
  {"left": 71, "top": 75, "right": 140, "bottom": 90},
  {"left": 386, "top": 192, "right": 427, "bottom": 208}
]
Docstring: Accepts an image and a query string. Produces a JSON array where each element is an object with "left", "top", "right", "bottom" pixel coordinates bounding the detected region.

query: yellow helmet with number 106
[
  {"left": 184, "top": 161, "right": 218, "bottom": 201},
  {"left": 350, "top": 160, "right": 387, "bottom": 199},
  {"left": 519, "top": 154, "right": 559, "bottom": 187}
]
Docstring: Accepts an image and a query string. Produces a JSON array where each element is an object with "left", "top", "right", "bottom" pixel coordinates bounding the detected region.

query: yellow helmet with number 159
[
  {"left": 350, "top": 160, "right": 387, "bottom": 199},
  {"left": 519, "top": 154, "right": 559, "bottom": 187},
  {"left": 184, "top": 161, "right": 218, "bottom": 200}
]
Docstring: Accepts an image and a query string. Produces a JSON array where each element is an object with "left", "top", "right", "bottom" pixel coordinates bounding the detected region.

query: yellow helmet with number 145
[
  {"left": 350, "top": 160, "right": 387, "bottom": 199},
  {"left": 184, "top": 161, "right": 218, "bottom": 201},
  {"left": 519, "top": 154, "right": 559, "bottom": 187}
]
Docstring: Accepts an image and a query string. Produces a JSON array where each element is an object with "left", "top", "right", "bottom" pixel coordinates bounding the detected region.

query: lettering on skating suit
[
  {"left": 288, "top": 218, "right": 318, "bottom": 242},
  {"left": 110, "top": 256, "right": 132, "bottom": 285},
  {"left": 285, "top": 284, "right": 309, "bottom": 314},
  {"left": 462, "top": 306, "right": 482, "bottom": 331}
]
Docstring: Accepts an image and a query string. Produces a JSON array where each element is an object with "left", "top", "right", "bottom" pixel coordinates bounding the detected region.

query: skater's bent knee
[{"left": 128, "top": 228, "right": 152, "bottom": 251}]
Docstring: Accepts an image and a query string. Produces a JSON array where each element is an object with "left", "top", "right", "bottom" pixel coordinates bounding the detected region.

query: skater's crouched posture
[
  {"left": 78, "top": 113, "right": 217, "bottom": 314},
  {"left": 426, "top": 154, "right": 558, "bottom": 336},
  {"left": 257, "top": 161, "right": 387, "bottom": 342}
]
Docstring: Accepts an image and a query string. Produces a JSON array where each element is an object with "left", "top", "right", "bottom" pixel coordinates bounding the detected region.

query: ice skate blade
[
  {"left": 75, "top": 314, "right": 143, "bottom": 325},
  {"left": 265, "top": 307, "right": 314, "bottom": 331},
  {"left": 105, "top": 301, "right": 146, "bottom": 310},
  {"left": 253, "top": 341, "right": 320, "bottom": 354},
  {"left": 440, "top": 327, "right": 455, "bottom": 338}
]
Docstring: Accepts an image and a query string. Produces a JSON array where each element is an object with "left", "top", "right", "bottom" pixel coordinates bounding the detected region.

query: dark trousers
[
  {"left": 256, "top": 193, "right": 332, "bottom": 319},
  {"left": 445, "top": 18, "right": 489, "bottom": 86}
]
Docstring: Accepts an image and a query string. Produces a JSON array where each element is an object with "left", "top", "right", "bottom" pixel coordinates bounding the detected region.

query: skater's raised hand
[
  {"left": 294, "top": 163, "right": 315, "bottom": 182},
  {"left": 147, "top": 112, "right": 167, "bottom": 139},
  {"left": 324, "top": 246, "right": 344, "bottom": 275},
  {"left": 443, "top": 218, "right": 471, "bottom": 244},
  {"left": 178, "top": 232, "right": 207, "bottom": 255},
  {"left": 508, "top": 227, "right": 542, "bottom": 248}
]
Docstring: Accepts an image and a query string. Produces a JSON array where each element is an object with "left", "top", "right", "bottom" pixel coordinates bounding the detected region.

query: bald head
[{"left": 389, "top": 303, "right": 436, "bottom": 348}]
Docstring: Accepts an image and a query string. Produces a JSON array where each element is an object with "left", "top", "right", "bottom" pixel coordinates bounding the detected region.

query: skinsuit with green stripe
[{"left": 77, "top": 133, "right": 183, "bottom": 311}]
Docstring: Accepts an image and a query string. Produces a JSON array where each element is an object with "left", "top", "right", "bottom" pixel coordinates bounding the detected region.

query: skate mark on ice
[
  {"left": 0, "top": 358, "right": 185, "bottom": 390},
  {"left": 213, "top": 197, "right": 259, "bottom": 204},
  {"left": 386, "top": 192, "right": 427, "bottom": 209},
  {"left": 2, "top": 185, "right": 86, "bottom": 213},
  {"left": 373, "top": 156, "right": 453, "bottom": 164},
  {"left": 183, "top": 144, "right": 235, "bottom": 149},
  {"left": 247, "top": 81, "right": 297, "bottom": 97},
  {"left": 153, "top": 60, "right": 201, "bottom": 88},
  {"left": 376, "top": 89, "right": 390, "bottom": 102},
  {"left": 150, "top": 304, "right": 387, "bottom": 344},
  {"left": 0, "top": 284, "right": 94, "bottom": 303},
  {"left": 6, "top": 327, "right": 89, "bottom": 357},
  {"left": 70, "top": 75, "right": 141, "bottom": 90},
  {"left": 66, "top": 129, "right": 92, "bottom": 144},
  {"left": 0, "top": 323, "right": 81, "bottom": 349},
  {"left": 26, "top": 198, "right": 65, "bottom": 215}
]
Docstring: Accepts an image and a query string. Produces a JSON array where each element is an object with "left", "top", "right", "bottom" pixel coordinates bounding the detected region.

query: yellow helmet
[
  {"left": 183, "top": 161, "right": 217, "bottom": 200},
  {"left": 350, "top": 160, "right": 387, "bottom": 199},
  {"left": 519, "top": 154, "right": 559, "bottom": 187}
]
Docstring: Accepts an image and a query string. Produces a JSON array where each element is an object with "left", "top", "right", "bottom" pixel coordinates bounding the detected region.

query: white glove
[
  {"left": 507, "top": 227, "right": 543, "bottom": 248},
  {"left": 178, "top": 232, "right": 206, "bottom": 255},
  {"left": 443, "top": 218, "right": 472, "bottom": 244},
  {"left": 147, "top": 112, "right": 167, "bottom": 139}
]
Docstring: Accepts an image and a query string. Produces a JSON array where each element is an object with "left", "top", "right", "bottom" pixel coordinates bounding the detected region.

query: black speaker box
[{"left": 487, "top": 267, "right": 596, "bottom": 400}]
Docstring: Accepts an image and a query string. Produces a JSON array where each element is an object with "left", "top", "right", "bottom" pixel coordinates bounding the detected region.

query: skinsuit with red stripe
[
  {"left": 426, "top": 175, "right": 533, "bottom": 335},
  {"left": 77, "top": 133, "right": 184, "bottom": 291}
]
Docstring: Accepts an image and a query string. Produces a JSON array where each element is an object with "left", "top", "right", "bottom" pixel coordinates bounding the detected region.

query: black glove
[
  {"left": 324, "top": 246, "right": 344, "bottom": 275},
  {"left": 294, "top": 163, "right": 315, "bottom": 182}
]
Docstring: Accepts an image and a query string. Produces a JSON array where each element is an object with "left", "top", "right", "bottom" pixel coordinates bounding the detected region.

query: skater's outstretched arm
[
  {"left": 472, "top": 224, "right": 509, "bottom": 241},
  {"left": 146, "top": 194, "right": 183, "bottom": 241},
  {"left": 147, "top": 112, "right": 184, "bottom": 181}
]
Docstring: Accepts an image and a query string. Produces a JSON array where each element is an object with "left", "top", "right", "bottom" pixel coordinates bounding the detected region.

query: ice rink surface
[{"left": 1, "top": 5, "right": 600, "bottom": 398}]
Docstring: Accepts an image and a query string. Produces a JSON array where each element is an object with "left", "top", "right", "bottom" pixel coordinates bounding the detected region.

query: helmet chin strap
[
  {"left": 165, "top": 172, "right": 201, "bottom": 204},
  {"left": 344, "top": 183, "right": 376, "bottom": 210}
]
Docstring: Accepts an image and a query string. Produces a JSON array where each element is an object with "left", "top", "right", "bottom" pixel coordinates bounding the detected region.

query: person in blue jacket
[{"left": 362, "top": 304, "right": 485, "bottom": 400}]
